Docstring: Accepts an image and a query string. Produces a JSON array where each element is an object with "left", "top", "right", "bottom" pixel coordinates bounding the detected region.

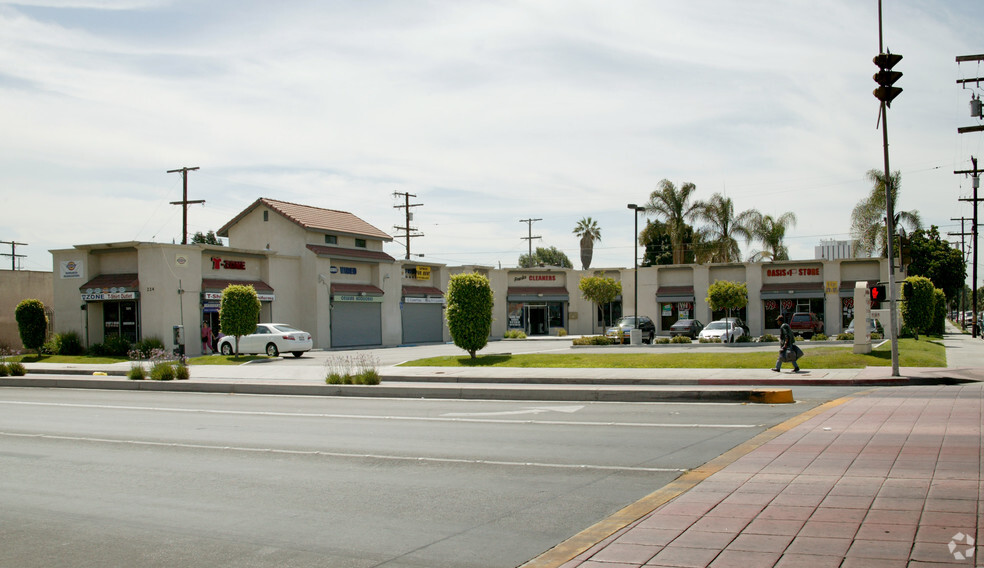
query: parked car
[
  {"left": 698, "top": 319, "right": 745, "bottom": 343},
  {"left": 217, "top": 323, "right": 313, "bottom": 357},
  {"left": 789, "top": 312, "right": 824, "bottom": 339},
  {"left": 669, "top": 318, "right": 704, "bottom": 339},
  {"left": 721, "top": 316, "right": 750, "bottom": 335},
  {"left": 605, "top": 316, "right": 656, "bottom": 344},
  {"left": 846, "top": 317, "right": 883, "bottom": 336}
]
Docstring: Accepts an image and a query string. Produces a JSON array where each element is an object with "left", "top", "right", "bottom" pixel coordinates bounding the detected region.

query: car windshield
[
  {"left": 616, "top": 318, "right": 640, "bottom": 326},
  {"left": 672, "top": 320, "right": 693, "bottom": 327},
  {"left": 273, "top": 324, "right": 300, "bottom": 333},
  {"left": 792, "top": 314, "right": 809, "bottom": 322},
  {"left": 705, "top": 322, "right": 727, "bottom": 330}
]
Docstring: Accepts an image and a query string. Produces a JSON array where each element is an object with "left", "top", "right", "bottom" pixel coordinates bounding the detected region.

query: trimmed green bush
[
  {"left": 128, "top": 364, "right": 147, "bottom": 380},
  {"left": 220, "top": 284, "right": 262, "bottom": 356},
  {"left": 149, "top": 361, "right": 176, "bottom": 381},
  {"left": 699, "top": 337, "right": 722, "bottom": 343},
  {"left": 670, "top": 335, "right": 692, "bottom": 343},
  {"left": 735, "top": 334, "right": 752, "bottom": 343},
  {"left": 555, "top": 328, "right": 568, "bottom": 337},
  {"left": 572, "top": 335, "right": 614, "bottom": 345},
  {"left": 103, "top": 335, "right": 132, "bottom": 357},
  {"left": 0, "top": 363, "right": 8, "bottom": 377},
  {"left": 446, "top": 273, "right": 494, "bottom": 358},
  {"left": 8, "top": 362, "right": 26, "bottom": 376},
  {"left": 174, "top": 363, "right": 190, "bottom": 381},
  {"left": 758, "top": 334, "right": 778, "bottom": 342},
  {"left": 812, "top": 333, "right": 828, "bottom": 341},
  {"left": 837, "top": 332, "right": 854, "bottom": 340},
  {"left": 133, "top": 337, "right": 166, "bottom": 359},
  {"left": 656, "top": 337, "right": 671, "bottom": 344},
  {"left": 15, "top": 299, "right": 48, "bottom": 355},
  {"left": 503, "top": 330, "right": 527, "bottom": 339}
]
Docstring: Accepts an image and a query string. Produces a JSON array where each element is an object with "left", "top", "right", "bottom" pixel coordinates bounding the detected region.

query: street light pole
[{"left": 627, "top": 204, "right": 645, "bottom": 336}]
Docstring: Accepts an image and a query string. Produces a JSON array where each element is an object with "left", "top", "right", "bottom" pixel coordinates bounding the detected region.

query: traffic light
[
  {"left": 871, "top": 284, "right": 888, "bottom": 301},
  {"left": 873, "top": 52, "right": 903, "bottom": 107}
]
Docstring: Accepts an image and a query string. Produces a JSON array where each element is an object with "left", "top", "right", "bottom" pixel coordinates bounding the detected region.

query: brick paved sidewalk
[{"left": 555, "top": 384, "right": 983, "bottom": 568}]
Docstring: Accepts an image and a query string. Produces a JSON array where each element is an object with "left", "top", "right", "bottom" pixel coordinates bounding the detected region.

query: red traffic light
[{"left": 871, "top": 285, "right": 887, "bottom": 301}]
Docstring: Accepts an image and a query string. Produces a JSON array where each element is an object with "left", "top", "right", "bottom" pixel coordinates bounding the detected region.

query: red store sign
[{"left": 211, "top": 257, "right": 246, "bottom": 270}]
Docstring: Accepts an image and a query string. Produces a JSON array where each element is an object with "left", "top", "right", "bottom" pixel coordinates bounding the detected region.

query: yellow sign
[
  {"left": 825, "top": 280, "right": 839, "bottom": 294},
  {"left": 416, "top": 266, "right": 431, "bottom": 280}
]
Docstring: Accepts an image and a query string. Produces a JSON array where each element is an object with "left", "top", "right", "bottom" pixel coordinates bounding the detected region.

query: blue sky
[{"left": 2, "top": 0, "right": 983, "bottom": 275}]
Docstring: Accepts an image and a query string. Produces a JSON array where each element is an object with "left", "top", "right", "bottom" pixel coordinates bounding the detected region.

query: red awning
[
  {"left": 79, "top": 273, "right": 139, "bottom": 291},
  {"left": 402, "top": 285, "right": 443, "bottom": 296},
  {"left": 201, "top": 278, "right": 274, "bottom": 293},
  {"left": 331, "top": 283, "right": 384, "bottom": 296}
]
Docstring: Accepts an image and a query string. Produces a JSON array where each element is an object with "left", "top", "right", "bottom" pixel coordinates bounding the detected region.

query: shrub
[
  {"left": 58, "top": 332, "right": 86, "bottom": 355},
  {"left": 42, "top": 335, "right": 61, "bottom": 355},
  {"left": 8, "top": 362, "right": 25, "bottom": 376},
  {"left": 758, "top": 334, "right": 778, "bottom": 343},
  {"left": 812, "top": 333, "right": 828, "bottom": 341},
  {"left": 132, "top": 337, "right": 166, "bottom": 359},
  {"left": 699, "top": 337, "right": 722, "bottom": 343},
  {"left": 15, "top": 299, "right": 48, "bottom": 355},
  {"left": 735, "top": 334, "right": 752, "bottom": 343},
  {"left": 149, "top": 361, "right": 176, "bottom": 381},
  {"left": 670, "top": 335, "right": 692, "bottom": 343},
  {"left": 88, "top": 343, "right": 105, "bottom": 356},
  {"left": 555, "top": 328, "right": 568, "bottom": 337},
  {"left": 0, "top": 363, "right": 8, "bottom": 377},
  {"left": 127, "top": 364, "right": 147, "bottom": 380},
  {"left": 102, "top": 335, "right": 132, "bottom": 357},
  {"left": 174, "top": 363, "right": 190, "bottom": 381},
  {"left": 837, "top": 332, "right": 854, "bottom": 340},
  {"left": 446, "top": 273, "right": 494, "bottom": 358},
  {"left": 572, "top": 335, "right": 613, "bottom": 345},
  {"left": 220, "top": 284, "right": 262, "bottom": 355},
  {"left": 871, "top": 332, "right": 883, "bottom": 340},
  {"left": 503, "top": 330, "right": 527, "bottom": 339},
  {"left": 656, "top": 337, "right": 671, "bottom": 344},
  {"left": 324, "top": 354, "right": 380, "bottom": 385}
]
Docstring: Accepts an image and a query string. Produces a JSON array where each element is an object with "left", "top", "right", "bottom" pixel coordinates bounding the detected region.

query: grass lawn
[
  {"left": 4, "top": 353, "right": 269, "bottom": 365},
  {"left": 400, "top": 338, "right": 946, "bottom": 369}
]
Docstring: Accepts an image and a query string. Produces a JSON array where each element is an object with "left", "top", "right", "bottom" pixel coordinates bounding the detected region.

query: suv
[
  {"left": 789, "top": 312, "right": 823, "bottom": 339},
  {"left": 605, "top": 316, "right": 656, "bottom": 344}
]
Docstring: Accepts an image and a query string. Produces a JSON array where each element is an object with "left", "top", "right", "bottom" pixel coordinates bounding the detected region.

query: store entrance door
[{"left": 525, "top": 305, "right": 548, "bottom": 335}]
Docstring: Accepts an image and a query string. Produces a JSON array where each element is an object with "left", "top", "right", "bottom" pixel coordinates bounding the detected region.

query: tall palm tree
[
  {"left": 851, "top": 169, "right": 921, "bottom": 257},
  {"left": 573, "top": 217, "right": 602, "bottom": 270},
  {"left": 749, "top": 212, "right": 797, "bottom": 261},
  {"left": 693, "top": 193, "right": 758, "bottom": 263},
  {"left": 644, "top": 179, "right": 700, "bottom": 265}
]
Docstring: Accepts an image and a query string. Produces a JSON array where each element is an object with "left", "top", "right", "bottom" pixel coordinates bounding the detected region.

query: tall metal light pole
[{"left": 627, "top": 204, "right": 646, "bottom": 325}]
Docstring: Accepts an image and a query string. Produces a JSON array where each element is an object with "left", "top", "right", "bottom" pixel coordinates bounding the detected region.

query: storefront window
[
  {"left": 102, "top": 300, "right": 139, "bottom": 343},
  {"left": 764, "top": 298, "right": 825, "bottom": 330},
  {"left": 596, "top": 301, "right": 622, "bottom": 328},
  {"left": 548, "top": 303, "right": 564, "bottom": 328}
]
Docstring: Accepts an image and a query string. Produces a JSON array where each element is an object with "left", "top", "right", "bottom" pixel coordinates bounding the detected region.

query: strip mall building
[{"left": 50, "top": 198, "right": 889, "bottom": 355}]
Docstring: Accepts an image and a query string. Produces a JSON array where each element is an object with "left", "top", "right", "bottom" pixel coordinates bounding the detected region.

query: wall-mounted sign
[
  {"left": 81, "top": 291, "right": 137, "bottom": 301},
  {"left": 415, "top": 266, "right": 430, "bottom": 280},
  {"left": 60, "top": 260, "right": 82, "bottom": 279},
  {"left": 825, "top": 281, "right": 840, "bottom": 294},
  {"left": 513, "top": 274, "right": 557, "bottom": 282},
  {"left": 211, "top": 257, "right": 246, "bottom": 270},
  {"left": 404, "top": 297, "right": 444, "bottom": 304},
  {"left": 175, "top": 254, "right": 190, "bottom": 267},
  {"left": 330, "top": 266, "right": 357, "bottom": 275},
  {"left": 765, "top": 267, "right": 821, "bottom": 280},
  {"left": 333, "top": 295, "right": 383, "bottom": 303},
  {"left": 203, "top": 291, "right": 275, "bottom": 302}
]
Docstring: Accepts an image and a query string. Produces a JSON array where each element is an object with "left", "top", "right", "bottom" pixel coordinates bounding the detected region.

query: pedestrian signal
[{"left": 871, "top": 285, "right": 887, "bottom": 301}]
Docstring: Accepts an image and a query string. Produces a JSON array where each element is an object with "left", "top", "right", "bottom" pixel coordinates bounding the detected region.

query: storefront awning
[
  {"left": 201, "top": 278, "right": 275, "bottom": 302},
  {"left": 656, "top": 286, "right": 695, "bottom": 303},
  {"left": 839, "top": 280, "right": 878, "bottom": 297},
  {"left": 402, "top": 285, "right": 443, "bottom": 297},
  {"left": 306, "top": 244, "right": 396, "bottom": 263},
  {"left": 331, "top": 283, "right": 384, "bottom": 296},
  {"left": 507, "top": 286, "right": 568, "bottom": 302},
  {"left": 761, "top": 282, "right": 824, "bottom": 299},
  {"left": 79, "top": 273, "right": 140, "bottom": 301}
]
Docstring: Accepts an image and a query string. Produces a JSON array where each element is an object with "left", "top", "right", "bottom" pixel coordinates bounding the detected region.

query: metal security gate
[
  {"left": 330, "top": 302, "right": 382, "bottom": 348},
  {"left": 401, "top": 302, "right": 443, "bottom": 344}
]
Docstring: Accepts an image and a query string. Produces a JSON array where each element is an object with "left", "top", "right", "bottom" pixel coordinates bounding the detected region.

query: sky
[{"left": 2, "top": 0, "right": 984, "bottom": 276}]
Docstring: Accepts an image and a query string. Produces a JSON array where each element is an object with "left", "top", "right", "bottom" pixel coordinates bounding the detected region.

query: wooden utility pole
[
  {"left": 519, "top": 218, "right": 542, "bottom": 262},
  {"left": 949, "top": 216, "right": 973, "bottom": 329},
  {"left": 393, "top": 192, "right": 424, "bottom": 260},
  {"left": 0, "top": 240, "right": 27, "bottom": 270},
  {"left": 167, "top": 166, "right": 203, "bottom": 245},
  {"left": 957, "top": 158, "right": 981, "bottom": 336}
]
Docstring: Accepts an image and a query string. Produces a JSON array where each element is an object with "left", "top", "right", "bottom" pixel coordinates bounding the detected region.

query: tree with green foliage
[
  {"left": 644, "top": 179, "right": 700, "bottom": 265},
  {"left": 219, "top": 284, "right": 261, "bottom": 355},
  {"left": 748, "top": 212, "right": 797, "bottom": 261},
  {"left": 693, "top": 193, "right": 758, "bottom": 263},
  {"left": 850, "top": 169, "right": 921, "bottom": 257},
  {"left": 573, "top": 217, "right": 602, "bottom": 270},
  {"left": 14, "top": 298, "right": 47, "bottom": 356},
  {"left": 706, "top": 280, "right": 748, "bottom": 318},
  {"left": 191, "top": 230, "right": 223, "bottom": 246},
  {"left": 932, "top": 288, "right": 947, "bottom": 336},
  {"left": 518, "top": 246, "right": 573, "bottom": 269},
  {"left": 578, "top": 275, "right": 622, "bottom": 332},
  {"left": 900, "top": 276, "right": 936, "bottom": 338},
  {"left": 906, "top": 226, "right": 965, "bottom": 301},
  {"left": 446, "top": 273, "right": 493, "bottom": 358},
  {"left": 640, "top": 219, "right": 701, "bottom": 266}
]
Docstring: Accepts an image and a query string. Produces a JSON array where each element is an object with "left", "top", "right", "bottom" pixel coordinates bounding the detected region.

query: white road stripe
[
  {"left": 0, "top": 400, "right": 760, "bottom": 428},
  {"left": 0, "top": 431, "right": 687, "bottom": 473}
]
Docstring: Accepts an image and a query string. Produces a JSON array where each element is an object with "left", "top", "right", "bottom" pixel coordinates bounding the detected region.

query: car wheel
[
  {"left": 266, "top": 343, "right": 280, "bottom": 357},
  {"left": 220, "top": 342, "right": 233, "bottom": 356},
  {"left": 291, "top": 351, "right": 303, "bottom": 358}
]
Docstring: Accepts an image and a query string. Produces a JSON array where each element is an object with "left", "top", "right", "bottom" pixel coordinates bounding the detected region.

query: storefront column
[
  {"left": 746, "top": 267, "right": 765, "bottom": 336},
  {"left": 693, "top": 265, "right": 711, "bottom": 323},
  {"left": 822, "top": 260, "right": 842, "bottom": 335}
]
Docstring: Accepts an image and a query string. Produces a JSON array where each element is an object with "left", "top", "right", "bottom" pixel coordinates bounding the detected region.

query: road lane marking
[
  {"left": 0, "top": 431, "right": 687, "bottom": 473},
  {"left": 0, "top": 400, "right": 760, "bottom": 428}
]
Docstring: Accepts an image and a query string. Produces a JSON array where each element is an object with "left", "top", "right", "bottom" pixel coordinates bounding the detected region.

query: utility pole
[
  {"left": 0, "top": 240, "right": 27, "bottom": 270},
  {"left": 949, "top": 216, "right": 973, "bottom": 330},
  {"left": 519, "top": 218, "right": 542, "bottom": 263},
  {"left": 873, "top": 0, "right": 902, "bottom": 376},
  {"left": 957, "top": 158, "right": 981, "bottom": 336},
  {"left": 167, "top": 166, "right": 203, "bottom": 245},
  {"left": 392, "top": 192, "right": 424, "bottom": 260}
]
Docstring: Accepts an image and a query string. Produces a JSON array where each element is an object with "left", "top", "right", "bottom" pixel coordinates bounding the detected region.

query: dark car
[
  {"left": 605, "top": 316, "right": 656, "bottom": 344},
  {"left": 669, "top": 318, "right": 704, "bottom": 339}
]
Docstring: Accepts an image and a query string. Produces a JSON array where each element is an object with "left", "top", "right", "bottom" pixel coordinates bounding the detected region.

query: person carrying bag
[{"left": 772, "top": 315, "right": 802, "bottom": 373}]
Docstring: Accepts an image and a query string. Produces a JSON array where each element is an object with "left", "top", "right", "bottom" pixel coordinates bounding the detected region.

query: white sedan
[
  {"left": 697, "top": 320, "right": 744, "bottom": 343},
  {"left": 217, "top": 323, "right": 313, "bottom": 357}
]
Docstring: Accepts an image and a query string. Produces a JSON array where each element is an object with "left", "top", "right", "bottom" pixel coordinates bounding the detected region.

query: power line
[
  {"left": 393, "top": 192, "right": 424, "bottom": 260},
  {"left": 519, "top": 218, "right": 542, "bottom": 259},
  {"left": 167, "top": 166, "right": 204, "bottom": 245},
  {"left": 0, "top": 240, "right": 27, "bottom": 270}
]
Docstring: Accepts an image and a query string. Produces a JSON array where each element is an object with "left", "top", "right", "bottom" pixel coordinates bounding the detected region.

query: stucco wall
[{"left": 0, "top": 270, "right": 53, "bottom": 350}]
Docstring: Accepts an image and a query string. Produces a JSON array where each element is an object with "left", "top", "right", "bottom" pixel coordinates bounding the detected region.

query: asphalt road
[{"left": 0, "top": 387, "right": 863, "bottom": 568}]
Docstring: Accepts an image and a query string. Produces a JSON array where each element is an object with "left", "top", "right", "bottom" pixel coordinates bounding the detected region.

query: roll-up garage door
[
  {"left": 402, "top": 302, "right": 444, "bottom": 344},
  {"left": 331, "top": 302, "right": 382, "bottom": 348}
]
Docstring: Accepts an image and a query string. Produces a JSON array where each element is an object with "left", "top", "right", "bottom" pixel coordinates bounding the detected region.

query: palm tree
[
  {"left": 573, "top": 217, "right": 602, "bottom": 270},
  {"left": 749, "top": 212, "right": 797, "bottom": 261},
  {"left": 693, "top": 193, "right": 758, "bottom": 263},
  {"left": 851, "top": 169, "right": 921, "bottom": 257},
  {"left": 644, "top": 179, "right": 700, "bottom": 265}
]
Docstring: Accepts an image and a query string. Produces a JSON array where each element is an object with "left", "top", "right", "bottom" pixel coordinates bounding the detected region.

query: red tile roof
[
  {"left": 217, "top": 198, "right": 392, "bottom": 241},
  {"left": 79, "top": 273, "right": 139, "bottom": 291},
  {"left": 306, "top": 244, "right": 395, "bottom": 262}
]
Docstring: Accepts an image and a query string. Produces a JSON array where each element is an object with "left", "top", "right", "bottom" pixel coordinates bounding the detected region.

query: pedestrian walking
[
  {"left": 201, "top": 321, "right": 213, "bottom": 355},
  {"left": 772, "top": 315, "right": 802, "bottom": 373}
]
